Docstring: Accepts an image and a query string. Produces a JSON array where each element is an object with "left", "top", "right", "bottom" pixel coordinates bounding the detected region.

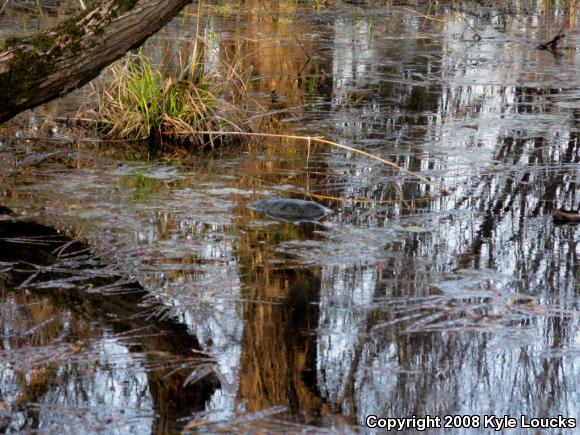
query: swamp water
[{"left": 0, "top": 2, "right": 579, "bottom": 433}]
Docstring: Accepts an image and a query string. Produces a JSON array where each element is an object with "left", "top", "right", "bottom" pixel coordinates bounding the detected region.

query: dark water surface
[{"left": 0, "top": 1, "right": 579, "bottom": 433}]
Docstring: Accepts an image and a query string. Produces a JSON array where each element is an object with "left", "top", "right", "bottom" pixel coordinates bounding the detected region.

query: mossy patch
[
  {"left": 0, "top": 2, "right": 101, "bottom": 112},
  {"left": 4, "top": 0, "right": 138, "bottom": 54},
  {"left": 7, "top": 33, "right": 56, "bottom": 52},
  {"left": 6, "top": 3, "right": 95, "bottom": 53},
  {"left": 0, "top": 48, "right": 55, "bottom": 112}
]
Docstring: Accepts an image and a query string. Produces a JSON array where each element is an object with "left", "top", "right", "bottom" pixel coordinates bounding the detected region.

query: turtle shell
[{"left": 248, "top": 198, "right": 332, "bottom": 222}]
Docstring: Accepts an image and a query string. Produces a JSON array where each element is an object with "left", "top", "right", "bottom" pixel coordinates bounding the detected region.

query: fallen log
[{"left": 0, "top": 0, "right": 191, "bottom": 124}]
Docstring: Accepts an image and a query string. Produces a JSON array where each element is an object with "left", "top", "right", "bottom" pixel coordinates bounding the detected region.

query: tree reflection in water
[{"left": 0, "top": 1, "right": 578, "bottom": 432}]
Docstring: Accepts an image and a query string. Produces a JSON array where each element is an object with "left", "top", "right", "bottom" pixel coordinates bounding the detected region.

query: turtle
[{"left": 248, "top": 198, "right": 332, "bottom": 223}]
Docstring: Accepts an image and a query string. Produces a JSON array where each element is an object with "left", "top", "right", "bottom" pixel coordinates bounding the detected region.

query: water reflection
[
  {"left": 0, "top": 219, "right": 218, "bottom": 433},
  {"left": 0, "top": 1, "right": 579, "bottom": 432}
]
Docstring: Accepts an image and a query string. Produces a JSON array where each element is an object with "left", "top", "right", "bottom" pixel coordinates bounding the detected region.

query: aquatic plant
[
  {"left": 93, "top": 44, "right": 251, "bottom": 149},
  {"left": 306, "top": 69, "right": 319, "bottom": 97}
]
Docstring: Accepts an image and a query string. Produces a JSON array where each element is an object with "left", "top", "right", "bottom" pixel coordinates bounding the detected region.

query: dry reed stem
[
  {"left": 401, "top": 6, "right": 450, "bottom": 23},
  {"left": 176, "top": 130, "right": 449, "bottom": 194},
  {"left": 0, "top": 0, "right": 9, "bottom": 16}
]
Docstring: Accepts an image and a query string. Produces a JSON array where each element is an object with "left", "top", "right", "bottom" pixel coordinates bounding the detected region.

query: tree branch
[{"left": 0, "top": 0, "right": 191, "bottom": 123}]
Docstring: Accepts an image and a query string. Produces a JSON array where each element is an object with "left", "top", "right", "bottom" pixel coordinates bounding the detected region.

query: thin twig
[
  {"left": 175, "top": 130, "right": 449, "bottom": 194},
  {"left": 291, "top": 28, "right": 311, "bottom": 79},
  {"left": 401, "top": 6, "right": 449, "bottom": 23},
  {"left": 0, "top": 0, "right": 9, "bottom": 16}
]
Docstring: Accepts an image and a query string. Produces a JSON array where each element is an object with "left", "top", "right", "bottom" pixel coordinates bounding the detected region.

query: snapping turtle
[{"left": 248, "top": 198, "right": 332, "bottom": 222}]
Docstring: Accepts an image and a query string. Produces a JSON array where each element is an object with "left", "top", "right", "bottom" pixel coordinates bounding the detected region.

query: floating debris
[{"left": 552, "top": 210, "right": 580, "bottom": 223}]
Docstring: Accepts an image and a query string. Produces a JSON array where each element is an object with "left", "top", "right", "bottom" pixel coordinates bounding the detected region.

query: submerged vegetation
[{"left": 93, "top": 46, "right": 251, "bottom": 149}]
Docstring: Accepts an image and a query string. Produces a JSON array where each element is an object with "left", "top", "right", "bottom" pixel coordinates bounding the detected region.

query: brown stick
[{"left": 537, "top": 33, "right": 566, "bottom": 50}]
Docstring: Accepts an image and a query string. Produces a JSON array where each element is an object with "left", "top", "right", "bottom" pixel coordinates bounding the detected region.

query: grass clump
[{"left": 94, "top": 47, "right": 251, "bottom": 150}]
